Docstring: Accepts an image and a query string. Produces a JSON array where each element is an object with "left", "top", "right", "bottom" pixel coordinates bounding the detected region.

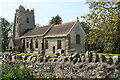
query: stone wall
[{"left": 1, "top": 51, "right": 120, "bottom": 79}]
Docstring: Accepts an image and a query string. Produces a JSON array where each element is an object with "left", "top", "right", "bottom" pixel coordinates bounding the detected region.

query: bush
[{"left": 2, "top": 61, "right": 34, "bottom": 80}]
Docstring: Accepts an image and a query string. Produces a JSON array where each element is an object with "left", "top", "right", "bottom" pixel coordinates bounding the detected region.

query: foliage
[
  {"left": 0, "top": 18, "right": 13, "bottom": 52},
  {"left": 80, "top": 21, "right": 89, "bottom": 34},
  {"left": 49, "top": 15, "right": 62, "bottom": 25},
  {"left": 2, "top": 61, "right": 34, "bottom": 80},
  {"left": 82, "top": 2, "right": 120, "bottom": 53}
]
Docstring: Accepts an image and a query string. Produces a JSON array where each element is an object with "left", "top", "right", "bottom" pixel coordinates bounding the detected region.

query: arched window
[
  {"left": 76, "top": 34, "right": 80, "bottom": 44},
  {"left": 26, "top": 40, "right": 29, "bottom": 48},
  {"left": 26, "top": 17, "right": 29, "bottom": 23},
  {"left": 35, "top": 40, "right": 38, "bottom": 48},
  {"left": 10, "top": 46, "right": 12, "bottom": 49},
  {"left": 45, "top": 40, "right": 48, "bottom": 49}
]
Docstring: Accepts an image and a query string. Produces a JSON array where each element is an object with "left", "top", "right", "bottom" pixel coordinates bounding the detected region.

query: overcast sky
[{"left": 0, "top": 0, "right": 90, "bottom": 26}]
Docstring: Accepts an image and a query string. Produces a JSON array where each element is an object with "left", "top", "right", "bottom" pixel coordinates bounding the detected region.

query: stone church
[{"left": 7, "top": 5, "right": 87, "bottom": 54}]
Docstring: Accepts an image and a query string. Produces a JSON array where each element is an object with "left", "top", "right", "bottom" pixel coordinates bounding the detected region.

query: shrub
[{"left": 2, "top": 61, "right": 35, "bottom": 80}]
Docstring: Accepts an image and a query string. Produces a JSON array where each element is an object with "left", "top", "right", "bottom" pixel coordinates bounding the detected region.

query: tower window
[
  {"left": 76, "top": 34, "right": 80, "bottom": 44},
  {"left": 26, "top": 18, "right": 29, "bottom": 23},
  {"left": 57, "top": 40, "right": 62, "bottom": 49},
  {"left": 35, "top": 40, "right": 38, "bottom": 48},
  {"left": 17, "top": 18, "right": 18, "bottom": 23},
  {"left": 45, "top": 40, "right": 48, "bottom": 49}
]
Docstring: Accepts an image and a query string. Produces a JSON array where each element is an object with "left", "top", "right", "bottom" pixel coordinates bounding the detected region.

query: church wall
[
  {"left": 44, "top": 37, "right": 66, "bottom": 54},
  {"left": 69, "top": 22, "right": 86, "bottom": 53},
  {"left": 23, "top": 37, "right": 41, "bottom": 53}
]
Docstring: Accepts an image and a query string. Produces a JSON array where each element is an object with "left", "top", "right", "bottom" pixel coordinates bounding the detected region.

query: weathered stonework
[{"left": 1, "top": 51, "right": 120, "bottom": 79}]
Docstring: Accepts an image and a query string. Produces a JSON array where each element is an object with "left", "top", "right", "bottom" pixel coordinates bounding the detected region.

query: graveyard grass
[{"left": 0, "top": 52, "right": 120, "bottom": 57}]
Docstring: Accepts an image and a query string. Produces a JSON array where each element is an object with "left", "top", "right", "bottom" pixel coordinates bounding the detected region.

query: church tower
[{"left": 13, "top": 5, "right": 35, "bottom": 38}]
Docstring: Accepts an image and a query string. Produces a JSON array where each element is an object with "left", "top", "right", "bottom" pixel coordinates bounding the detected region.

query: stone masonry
[{"left": 1, "top": 51, "right": 120, "bottom": 79}]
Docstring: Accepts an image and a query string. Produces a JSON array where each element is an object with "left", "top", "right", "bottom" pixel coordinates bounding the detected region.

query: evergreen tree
[
  {"left": 49, "top": 15, "right": 62, "bottom": 25},
  {"left": 82, "top": 2, "right": 120, "bottom": 53},
  {"left": 0, "top": 18, "right": 13, "bottom": 52}
]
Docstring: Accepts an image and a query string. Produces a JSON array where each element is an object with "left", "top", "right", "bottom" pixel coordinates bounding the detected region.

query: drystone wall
[{"left": 1, "top": 51, "right": 120, "bottom": 80}]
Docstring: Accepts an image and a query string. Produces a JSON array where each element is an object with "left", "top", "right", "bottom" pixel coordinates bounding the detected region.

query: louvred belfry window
[
  {"left": 26, "top": 17, "right": 29, "bottom": 23},
  {"left": 76, "top": 34, "right": 80, "bottom": 44}
]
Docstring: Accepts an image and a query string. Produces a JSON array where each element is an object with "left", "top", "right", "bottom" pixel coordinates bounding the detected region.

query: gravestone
[
  {"left": 70, "top": 53, "right": 74, "bottom": 56},
  {"left": 62, "top": 53, "right": 66, "bottom": 56},
  {"left": 113, "top": 56, "right": 120, "bottom": 65},
  {"left": 77, "top": 58, "right": 81, "bottom": 63},
  {"left": 72, "top": 52, "right": 80, "bottom": 58},
  {"left": 41, "top": 51, "right": 45, "bottom": 56},
  {"left": 61, "top": 49, "right": 64, "bottom": 54},
  {"left": 99, "top": 54, "right": 106, "bottom": 63},
  {"left": 85, "top": 51, "right": 92, "bottom": 63},
  {"left": 73, "top": 58, "right": 78, "bottom": 64},
  {"left": 53, "top": 58, "right": 57, "bottom": 62},
  {"left": 64, "top": 57, "right": 68, "bottom": 62},
  {"left": 92, "top": 52, "right": 99, "bottom": 63},
  {"left": 24, "top": 55, "right": 28, "bottom": 60},
  {"left": 69, "top": 56, "right": 73, "bottom": 62},
  {"left": 81, "top": 56, "right": 85, "bottom": 62},
  {"left": 38, "top": 56, "right": 44, "bottom": 62},
  {"left": 56, "top": 53, "right": 60, "bottom": 56},
  {"left": 106, "top": 55, "right": 113, "bottom": 65}
]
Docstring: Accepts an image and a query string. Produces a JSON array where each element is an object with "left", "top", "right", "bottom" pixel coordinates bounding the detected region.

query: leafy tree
[
  {"left": 80, "top": 21, "right": 89, "bottom": 34},
  {"left": 82, "top": 2, "right": 120, "bottom": 53},
  {"left": 0, "top": 18, "right": 13, "bottom": 52},
  {"left": 49, "top": 15, "right": 62, "bottom": 25}
]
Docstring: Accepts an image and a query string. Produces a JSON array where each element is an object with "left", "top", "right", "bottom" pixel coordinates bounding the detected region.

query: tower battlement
[{"left": 16, "top": 5, "right": 34, "bottom": 14}]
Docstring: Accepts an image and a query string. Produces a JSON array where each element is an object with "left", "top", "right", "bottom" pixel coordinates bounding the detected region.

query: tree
[
  {"left": 80, "top": 21, "right": 89, "bottom": 34},
  {"left": 49, "top": 15, "right": 62, "bottom": 25},
  {"left": 0, "top": 18, "right": 13, "bottom": 52},
  {"left": 82, "top": 2, "right": 120, "bottom": 53}
]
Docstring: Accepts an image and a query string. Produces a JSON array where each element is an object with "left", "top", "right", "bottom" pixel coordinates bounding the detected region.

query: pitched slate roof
[
  {"left": 45, "top": 22, "right": 76, "bottom": 37},
  {"left": 21, "top": 25, "right": 51, "bottom": 38},
  {"left": 21, "top": 21, "right": 76, "bottom": 38}
]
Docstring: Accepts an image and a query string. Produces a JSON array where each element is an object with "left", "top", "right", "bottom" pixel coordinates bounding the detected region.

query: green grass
[
  {"left": 97, "top": 53, "right": 120, "bottom": 57},
  {"left": 45, "top": 53, "right": 71, "bottom": 57},
  {"left": 16, "top": 53, "right": 41, "bottom": 56},
  {"left": 0, "top": 52, "right": 6, "bottom": 54},
  {"left": 16, "top": 53, "right": 71, "bottom": 57},
  {"left": 1, "top": 52, "right": 120, "bottom": 58}
]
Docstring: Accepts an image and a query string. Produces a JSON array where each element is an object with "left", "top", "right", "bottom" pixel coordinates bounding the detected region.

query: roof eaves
[
  {"left": 44, "top": 34, "right": 67, "bottom": 38},
  {"left": 20, "top": 34, "right": 43, "bottom": 38}
]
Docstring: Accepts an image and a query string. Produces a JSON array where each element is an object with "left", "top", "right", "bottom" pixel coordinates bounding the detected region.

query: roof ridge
[{"left": 54, "top": 21, "right": 76, "bottom": 26}]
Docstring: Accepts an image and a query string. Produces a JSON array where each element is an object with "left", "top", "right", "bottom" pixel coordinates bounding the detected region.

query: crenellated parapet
[{"left": 16, "top": 5, "right": 34, "bottom": 14}]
